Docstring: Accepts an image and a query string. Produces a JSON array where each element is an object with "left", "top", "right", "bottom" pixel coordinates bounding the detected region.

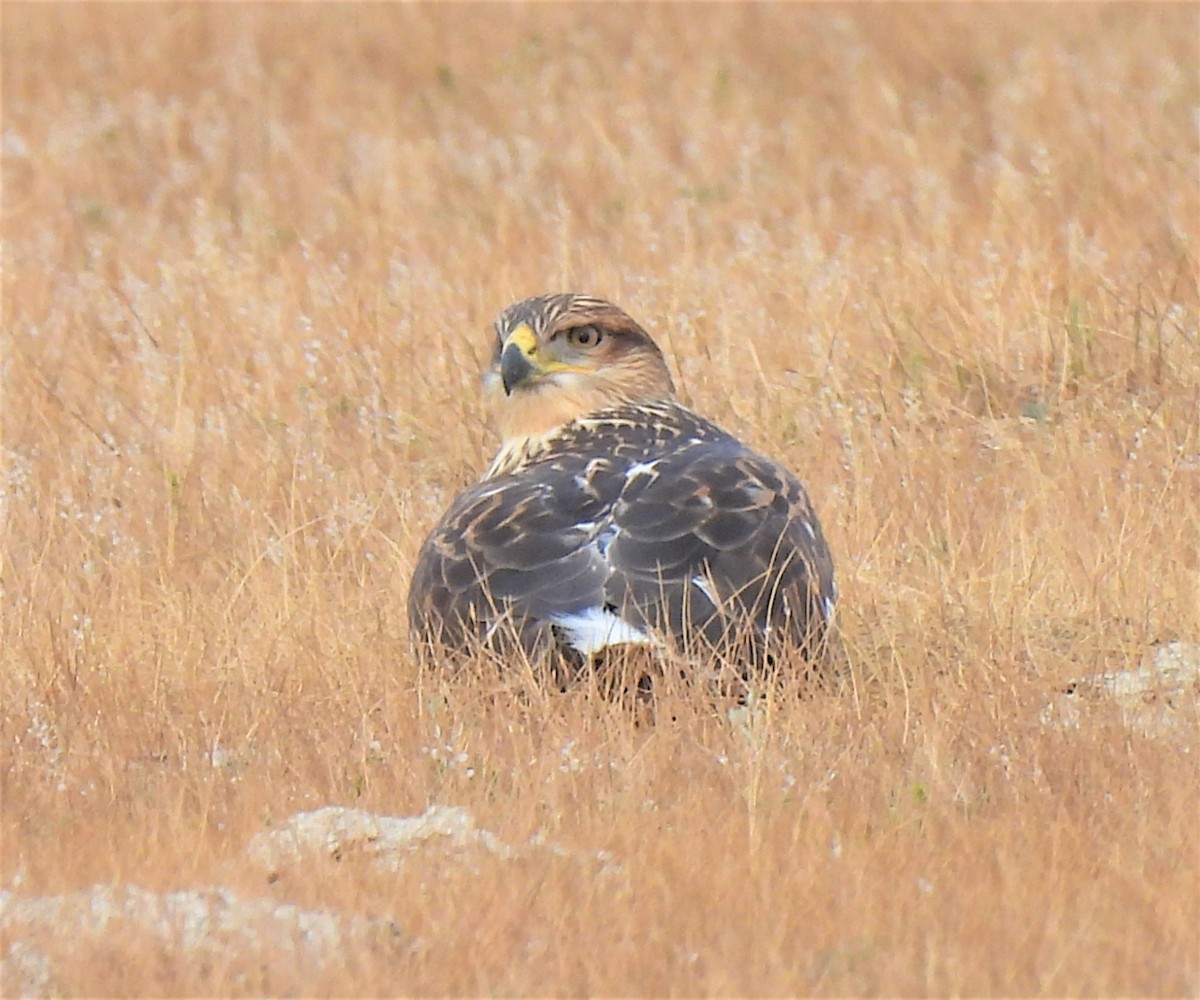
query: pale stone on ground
[
  {"left": 1, "top": 805, "right": 618, "bottom": 995},
  {"left": 0, "top": 884, "right": 401, "bottom": 997},
  {"left": 246, "top": 803, "right": 515, "bottom": 872},
  {"left": 0, "top": 940, "right": 55, "bottom": 1000},
  {"left": 1041, "top": 640, "right": 1200, "bottom": 743},
  {"left": 246, "top": 803, "right": 620, "bottom": 875}
]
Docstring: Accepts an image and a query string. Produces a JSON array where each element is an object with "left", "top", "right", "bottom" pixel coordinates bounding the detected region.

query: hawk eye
[{"left": 567, "top": 325, "right": 603, "bottom": 349}]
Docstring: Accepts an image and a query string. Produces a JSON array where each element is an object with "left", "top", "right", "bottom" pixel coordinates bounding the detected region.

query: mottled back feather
[{"left": 408, "top": 398, "right": 837, "bottom": 674}]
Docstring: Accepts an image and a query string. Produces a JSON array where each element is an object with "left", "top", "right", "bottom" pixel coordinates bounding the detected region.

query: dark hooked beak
[{"left": 500, "top": 341, "right": 538, "bottom": 395}]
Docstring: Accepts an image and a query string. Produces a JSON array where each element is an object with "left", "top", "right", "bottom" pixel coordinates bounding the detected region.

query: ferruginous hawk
[{"left": 407, "top": 293, "right": 837, "bottom": 680}]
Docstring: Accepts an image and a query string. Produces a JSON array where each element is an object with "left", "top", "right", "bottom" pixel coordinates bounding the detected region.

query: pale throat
[
  {"left": 480, "top": 360, "right": 673, "bottom": 479},
  {"left": 482, "top": 377, "right": 615, "bottom": 478}
]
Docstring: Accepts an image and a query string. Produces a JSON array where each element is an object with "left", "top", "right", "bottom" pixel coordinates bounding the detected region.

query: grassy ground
[{"left": 2, "top": 4, "right": 1198, "bottom": 996}]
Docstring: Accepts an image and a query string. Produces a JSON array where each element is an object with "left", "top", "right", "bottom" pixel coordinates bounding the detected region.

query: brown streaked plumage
[{"left": 407, "top": 293, "right": 838, "bottom": 679}]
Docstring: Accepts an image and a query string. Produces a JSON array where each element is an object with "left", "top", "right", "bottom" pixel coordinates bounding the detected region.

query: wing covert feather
[{"left": 408, "top": 401, "right": 836, "bottom": 666}]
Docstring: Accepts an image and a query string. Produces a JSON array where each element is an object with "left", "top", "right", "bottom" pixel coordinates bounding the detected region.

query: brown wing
[
  {"left": 407, "top": 464, "right": 616, "bottom": 658},
  {"left": 406, "top": 405, "right": 836, "bottom": 669},
  {"left": 603, "top": 441, "right": 836, "bottom": 657}
]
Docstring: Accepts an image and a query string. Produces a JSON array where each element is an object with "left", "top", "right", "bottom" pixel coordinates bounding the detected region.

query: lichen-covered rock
[
  {"left": 1042, "top": 640, "right": 1200, "bottom": 742},
  {"left": 246, "top": 804, "right": 514, "bottom": 873},
  {"left": 0, "top": 884, "right": 402, "bottom": 995}
]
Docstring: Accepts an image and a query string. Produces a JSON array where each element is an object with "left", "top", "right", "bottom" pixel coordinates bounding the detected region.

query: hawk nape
[{"left": 407, "top": 293, "right": 838, "bottom": 681}]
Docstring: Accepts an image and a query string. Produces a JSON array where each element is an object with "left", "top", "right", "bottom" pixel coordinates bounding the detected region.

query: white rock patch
[
  {"left": 247, "top": 803, "right": 515, "bottom": 871},
  {"left": 2, "top": 805, "right": 617, "bottom": 995},
  {"left": 1041, "top": 640, "right": 1200, "bottom": 742},
  {"left": 0, "top": 884, "right": 400, "bottom": 996}
]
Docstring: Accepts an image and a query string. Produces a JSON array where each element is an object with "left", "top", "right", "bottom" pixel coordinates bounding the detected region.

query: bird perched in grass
[{"left": 407, "top": 293, "right": 838, "bottom": 684}]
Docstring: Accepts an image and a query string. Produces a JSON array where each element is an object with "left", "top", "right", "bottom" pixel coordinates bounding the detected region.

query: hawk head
[{"left": 483, "top": 294, "right": 677, "bottom": 447}]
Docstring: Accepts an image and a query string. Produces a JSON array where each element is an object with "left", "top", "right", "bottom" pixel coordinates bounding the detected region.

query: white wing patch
[
  {"left": 552, "top": 608, "right": 652, "bottom": 656},
  {"left": 690, "top": 575, "right": 719, "bottom": 607},
  {"left": 624, "top": 459, "right": 660, "bottom": 482},
  {"left": 593, "top": 524, "right": 620, "bottom": 557}
]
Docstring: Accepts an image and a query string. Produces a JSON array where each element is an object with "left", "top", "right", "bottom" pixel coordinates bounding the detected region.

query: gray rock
[
  {"left": 246, "top": 804, "right": 621, "bottom": 876},
  {"left": 0, "top": 940, "right": 55, "bottom": 999},
  {"left": 1041, "top": 640, "right": 1200, "bottom": 742},
  {"left": 246, "top": 803, "right": 514, "bottom": 873},
  {"left": 0, "top": 883, "right": 402, "bottom": 990}
]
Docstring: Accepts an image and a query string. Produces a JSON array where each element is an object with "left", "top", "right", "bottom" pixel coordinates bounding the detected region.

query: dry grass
[{"left": 2, "top": 4, "right": 1198, "bottom": 996}]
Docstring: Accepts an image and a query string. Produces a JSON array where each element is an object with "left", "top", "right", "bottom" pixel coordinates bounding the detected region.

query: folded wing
[{"left": 407, "top": 409, "right": 836, "bottom": 670}]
